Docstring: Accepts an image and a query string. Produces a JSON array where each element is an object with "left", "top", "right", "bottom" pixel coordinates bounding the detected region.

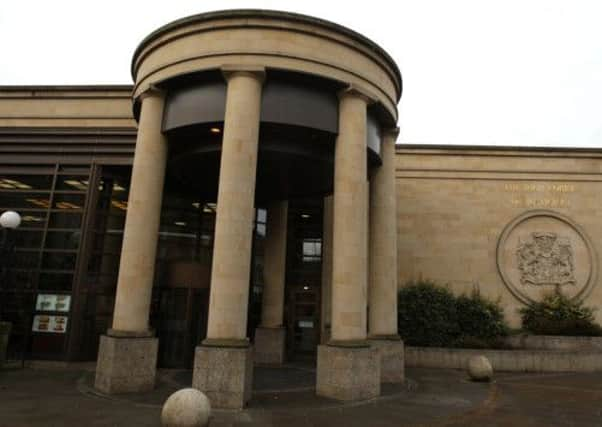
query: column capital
[
  {"left": 221, "top": 65, "right": 266, "bottom": 84},
  {"left": 382, "top": 127, "right": 400, "bottom": 140},
  {"left": 382, "top": 127, "right": 399, "bottom": 144},
  {"left": 338, "top": 84, "right": 376, "bottom": 104},
  {"left": 138, "top": 84, "right": 166, "bottom": 102}
]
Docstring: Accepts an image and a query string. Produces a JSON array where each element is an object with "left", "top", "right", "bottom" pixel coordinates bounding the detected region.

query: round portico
[{"left": 94, "top": 9, "right": 403, "bottom": 408}]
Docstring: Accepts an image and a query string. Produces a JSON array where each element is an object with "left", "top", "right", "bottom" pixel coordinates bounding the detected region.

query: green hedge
[
  {"left": 397, "top": 280, "right": 508, "bottom": 348},
  {"left": 520, "top": 291, "right": 602, "bottom": 336}
]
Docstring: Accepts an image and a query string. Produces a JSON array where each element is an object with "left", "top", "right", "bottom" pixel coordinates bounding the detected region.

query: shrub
[
  {"left": 520, "top": 291, "right": 602, "bottom": 336},
  {"left": 397, "top": 280, "right": 460, "bottom": 347},
  {"left": 397, "top": 280, "right": 508, "bottom": 348},
  {"left": 456, "top": 289, "right": 508, "bottom": 343}
]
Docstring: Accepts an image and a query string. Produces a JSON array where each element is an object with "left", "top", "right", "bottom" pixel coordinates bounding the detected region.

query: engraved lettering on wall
[
  {"left": 503, "top": 182, "right": 575, "bottom": 208},
  {"left": 503, "top": 183, "right": 575, "bottom": 193},
  {"left": 516, "top": 232, "right": 576, "bottom": 287}
]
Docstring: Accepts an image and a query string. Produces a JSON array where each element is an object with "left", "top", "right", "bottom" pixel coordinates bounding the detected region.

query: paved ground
[{"left": 1, "top": 362, "right": 601, "bottom": 426}]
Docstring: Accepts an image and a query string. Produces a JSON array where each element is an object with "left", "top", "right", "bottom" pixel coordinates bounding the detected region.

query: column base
[
  {"left": 316, "top": 344, "right": 380, "bottom": 401},
  {"left": 254, "top": 327, "right": 285, "bottom": 365},
  {"left": 192, "top": 344, "right": 253, "bottom": 409},
  {"left": 94, "top": 335, "right": 158, "bottom": 394},
  {"left": 369, "top": 337, "right": 405, "bottom": 383}
]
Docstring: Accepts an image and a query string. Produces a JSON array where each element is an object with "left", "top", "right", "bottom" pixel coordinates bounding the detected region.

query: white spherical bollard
[
  {"left": 161, "top": 388, "right": 211, "bottom": 427},
  {"left": 467, "top": 355, "right": 493, "bottom": 382}
]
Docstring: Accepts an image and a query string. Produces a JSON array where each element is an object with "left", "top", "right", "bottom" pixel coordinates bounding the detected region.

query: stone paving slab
[{"left": 1, "top": 363, "right": 601, "bottom": 426}]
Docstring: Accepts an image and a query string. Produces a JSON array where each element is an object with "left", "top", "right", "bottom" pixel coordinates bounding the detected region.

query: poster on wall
[
  {"left": 35, "top": 294, "right": 71, "bottom": 312},
  {"left": 32, "top": 315, "right": 68, "bottom": 334}
]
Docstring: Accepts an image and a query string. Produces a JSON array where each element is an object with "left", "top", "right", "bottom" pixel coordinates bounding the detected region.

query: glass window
[
  {"left": 52, "top": 193, "right": 85, "bottom": 210},
  {"left": 0, "top": 192, "right": 51, "bottom": 210},
  {"left": 10, "top": 270, "right": 36, "bottom": 290},
  {"left": 107, "top": 201, "right": 128, "bottom": 217},
  {"left": 38, "top": 272, "right": 73, "bottom": 291},
  {"left": 44, "top": 231, "right": 81, "bottom": 250},
  {"left": 0, "top": 175, "right": 53, "bottom": 190},
  {"left": 20, "top": 213, "right": 47, "bottom": 228},
  {"left": 82, "top": 167, "right": 130, "bottom": 298},
  {"left": 15, "top": 230, "right": 44, "bottom": 249},
  {"left": 13, "top": 250, "right": 40, "bottom": 269},
  {"left": 91, "top": 231, "right": 123, "bottom": 253},
  {"left": 160, "top": 210, "right": 201, "bottom": 234},
  {"left": 0, "top": 165, "right": 93, "bottom": 361},
  {"left": 255, "top": 208, "right": 267, "bottom": 237},
  {"left": 48, "top": 212, "right": 82, "bottom": 229},
  {"left": 255, "top": 223, "right": 265, "bottom": 236},
  {"left": 41, "top": 252, "right": 77, "bottom": 270},
  {"left": 87, "top": 253, "right": 120, "bottom": 275},
  {"left": 57, "top": 166, "right": 90, "bottom": 175},
  {"left": 302, "top": 238, "right": 322, "bottom": 262},
  {"left": 55, "top": 175, "right": 89, "bottom": 191}
]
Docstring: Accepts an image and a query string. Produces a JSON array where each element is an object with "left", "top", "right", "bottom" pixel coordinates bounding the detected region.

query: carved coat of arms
[{"left": 516, "top": 232, "right": 576, "bottom": 287}]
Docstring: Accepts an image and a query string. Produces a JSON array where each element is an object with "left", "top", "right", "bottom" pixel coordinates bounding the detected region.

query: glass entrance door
[
  {"left": 287, "top": 284, "right": 320, "bottom": 360},
  {"left": 157, "top": 287, "right": 208, "bottom": 368}
]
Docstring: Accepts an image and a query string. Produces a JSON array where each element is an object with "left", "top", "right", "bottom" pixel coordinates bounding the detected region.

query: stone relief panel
[
  {"left": 497, "top": 210, "right": 596, "bottom": 304},
  {"left": 516, "top": 232, "right": 576, "bottom": 287}
]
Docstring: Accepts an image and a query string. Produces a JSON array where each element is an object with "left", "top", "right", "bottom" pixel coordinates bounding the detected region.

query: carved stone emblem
[
  {"left": 497, "top": 210, "right": 596, "bottom": 304},
  {"left": 516, "top": 232, "right": 576, "bottom": 287}
]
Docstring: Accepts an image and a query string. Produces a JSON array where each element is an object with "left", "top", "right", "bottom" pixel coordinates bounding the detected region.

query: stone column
[
  {"left": 95, "top": 87, "right": 167, "bottom": 394},
  {"left": 255, "top": 200, "right": 288, "bottom": 365},
  {"left": 320, "top": 195, "right": 333, "bottom": 344},
  {"left": 316, "top": 87, "right": 380, "bottom": 401},
  {"left": 192, "top": 66, "right": 264, "bottom": 409},
  {"left": 368, "top": 127, "right": 404, "bottom": 383}
]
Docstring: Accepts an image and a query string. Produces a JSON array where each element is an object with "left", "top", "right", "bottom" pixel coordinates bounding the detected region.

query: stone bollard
[
  {"left": 467, "top": 355, "right": 493, "bottom": 382},
  {"left": 161, "top": 388, "right": 211, "bottom": 427}
]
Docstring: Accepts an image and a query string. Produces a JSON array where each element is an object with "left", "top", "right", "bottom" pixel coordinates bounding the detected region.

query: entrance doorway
[
  {"left": 286, "top": 284, "right": 320, "bottom": 361},
  {"left": 284, "top": 198, "right": 324, "bottom": 361},
  {"left": 157, "top": 279, "right": 209, "bottom": 368}
]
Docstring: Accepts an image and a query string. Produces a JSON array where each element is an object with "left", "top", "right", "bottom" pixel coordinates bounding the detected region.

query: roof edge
[
  {"left": 0, "top": 85, "right": 133, "bottom": 92},
  {"left": 396, "top": 143, "right": 602, "bottom": 154},
  {"left": 131, "top": 9, "right": 402, "bottom": 99}
]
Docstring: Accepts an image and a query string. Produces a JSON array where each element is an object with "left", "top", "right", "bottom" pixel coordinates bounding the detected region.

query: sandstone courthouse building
[{"left": 1, "top": 10, "right": 601, "bottom": 409}]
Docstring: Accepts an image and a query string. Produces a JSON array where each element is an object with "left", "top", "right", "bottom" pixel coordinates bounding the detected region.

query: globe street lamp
[
  {"left": 0, "top": 210, "right": 21, "bottom": 284},
  {"left": 0, "top": 210, "right": 21, "bottom": 368},
  {"left": 0, "top": 211, "right": 22, "bottom": 230}
]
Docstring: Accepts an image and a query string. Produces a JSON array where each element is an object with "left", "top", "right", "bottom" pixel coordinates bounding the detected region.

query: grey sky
[{"left": 1, "top": 0, "right": 601, "bottom": 147}]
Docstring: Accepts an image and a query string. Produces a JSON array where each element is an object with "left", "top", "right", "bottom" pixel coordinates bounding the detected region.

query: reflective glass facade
[
  {"left": 0, "top": 161, "right": 323, "bottom": 365},
  {"left": 0, "top": 165, "right": 94, "bottom": 360}
]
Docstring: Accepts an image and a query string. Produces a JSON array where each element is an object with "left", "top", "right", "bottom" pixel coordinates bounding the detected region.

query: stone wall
[
  {"left": 395, "top": 146, "right": 602, "bottom": 328},
  {"left": 405, "top": 346, "right": 602, "bottom": 372},
  {"left": 0, "top": 86, "right": 135, "bottom": 128}
]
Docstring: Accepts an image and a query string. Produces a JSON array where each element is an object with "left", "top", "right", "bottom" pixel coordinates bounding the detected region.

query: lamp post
[
  {"left": 0, "top": 210, "right": 21, "bottom": 286},
  {"left": 0, "top": 210, "right": 21, "bottom": 368}
]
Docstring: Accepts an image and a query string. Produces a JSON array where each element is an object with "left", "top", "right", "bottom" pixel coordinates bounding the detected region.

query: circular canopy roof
[{"left": 131, "top": 9, "right": 402, "bottom": 122}]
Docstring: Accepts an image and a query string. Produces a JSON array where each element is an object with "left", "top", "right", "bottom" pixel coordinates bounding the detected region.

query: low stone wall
[
  {"left": 503, "top": 335, "right": 602, "bottom": 351},
  {"left": 406, "top": 344, "right": 602, "bottom": 373}
]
